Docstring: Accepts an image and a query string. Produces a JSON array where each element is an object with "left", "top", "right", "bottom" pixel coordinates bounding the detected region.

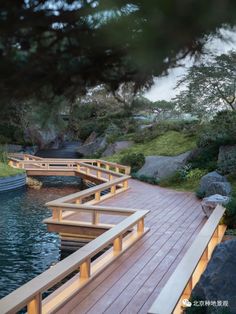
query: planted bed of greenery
[
  {"left": 0, "top": 146, "right": 25, "bottom": 178},
  {"left": 106, "top": 130, "right": 197, "bottom": 163},
  {"left": 0, "top": 163, "right": 25, "bottom": 178}
]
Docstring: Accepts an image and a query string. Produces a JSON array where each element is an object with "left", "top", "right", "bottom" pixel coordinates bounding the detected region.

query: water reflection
[{"left": 0, "top": 176, "right": 82, "bottom": 298}]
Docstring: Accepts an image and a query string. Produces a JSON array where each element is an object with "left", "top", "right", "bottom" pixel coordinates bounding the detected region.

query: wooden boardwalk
[
  {"left": 4, "top": 155, "right": 216, "bottom": 314},
  {"left": 57, "top": 179, "right": 205, "bottom": 314}
]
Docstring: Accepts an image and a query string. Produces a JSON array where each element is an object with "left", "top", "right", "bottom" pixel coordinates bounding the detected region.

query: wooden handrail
[
  {"left": 78, "top": 161, "right": 124, "bottom": 177},
  {"left": 3, "top": 154, "right": 139, "bottom": 314},
  {"left": 47, "top": 204, "right": 136, "bottom": 215},
  {"left": 7, "top": 154, "right": 130, "bottom": 175},
  {"left": 148, "top": 205, "right": 226, "bottom": 314},
  {"left": 96, "top": 159, "right": 131, "bottom": 174},
  {"left": 46, "top": 176, "right": 130, "bottom": 206},
  {"left": 0, "top": 210, "right": 149, "bottom": 314}
]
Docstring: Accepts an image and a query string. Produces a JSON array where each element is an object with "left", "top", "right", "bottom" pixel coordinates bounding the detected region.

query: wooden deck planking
[
  {"left": 118, "top": 219, "right": 204, "bottom": 314},
  {"left": 55, "top": 179, "right": 205, "bottom": 314},
  {"left": 137, "top": 222, "right": 205, "bottom": 314},
  {"left": 61, "top": 195, "right": 199, "bottom": 312},
  {"left": 75, "top": 204, "right": 202, "bottom": 314}
]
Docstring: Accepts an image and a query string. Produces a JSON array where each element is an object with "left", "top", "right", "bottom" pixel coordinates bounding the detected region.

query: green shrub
[
  {"left": 186, "top": 168, "right": 207, "bottom": 180},
  {"left": 0, "top": 122, "right": 26, "bottom": 145},
  {"left": 158, "top": 119, "right": 199, "bottom": 134},
  {"left": 160, "top": 171, "right": 184, "bottom": 187},
  {"left": 120, "top": 153, "right": 145, "bottom": 173},
  {"left": 0, "top": 145, "right": 8, "bottom": 164},
  {"left": 190, "top": 110, "right": 236, "bottom": 172},
  {"left": 133, "top": 129, "right": 153, "bottom": 143},
  {"left": 223, "top": 197, "right": 236, "bottom": 227},
  {"left": 160, "top": 167, "right": 206, "bottom": 192},
  {"left": 105, "top": 123, "right": 123, "bottom": 144},
  {"left": 197, "top": 110, "right": 236, "bottom": 148},
  {"left": 0, "top": 135, "right": 10, "bottom": 144},
  {"left": 133, "top": 120, "right": 199, "bottom": 144},
  {"left": 188, "top": 146, "right": 218, "bottom": 171}
]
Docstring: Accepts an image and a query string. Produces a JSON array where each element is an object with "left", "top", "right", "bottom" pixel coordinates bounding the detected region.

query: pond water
[{"left": 0, "top": 176, "right": 83, "bottom": 299}]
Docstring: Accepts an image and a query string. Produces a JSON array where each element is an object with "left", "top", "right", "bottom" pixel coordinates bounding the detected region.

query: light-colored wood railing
[
  {"left": 8, "top": 154, "right": 131, "bottom": 175},
  {"left": 0, "top": 209, "right": 149, "bottom": 314},
  {"left": 96, "top": 159, "right": 131, "bottom": 174},
  {"left": 8, "top": 158, "right": 93, "bottom": 170},
  {"left": 148, "top": 205, "right": 227, "bottom": 314},
  {"left": 46, "top": 175, "right": 130, "bottom": 206},
  {"left": 8, "top": 153, "right": 43, "bottom": 161},
  {"left": 44, "top": 175, "right": 131, "bottom": 229},
  {"left": 1, "top": 154, "right": 140, "bottom": 314}
]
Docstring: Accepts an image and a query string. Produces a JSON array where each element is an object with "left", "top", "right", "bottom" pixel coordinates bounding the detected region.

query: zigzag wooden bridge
[{"left": 0, "top": 154, "right": 227, "bottom": 314}]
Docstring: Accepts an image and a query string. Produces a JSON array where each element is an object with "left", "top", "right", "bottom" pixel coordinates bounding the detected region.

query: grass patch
[
  {"left": 159, "top": 177, "right": 200, "bottom": 192},
  {"left": 0, "top": 162, "right": 25, "bottom": 178},
  {"left": 159, "top": 168, "right": 207, "bottom": 192},
  {"left": 106, "top": 131, "right": 196, "bottom": 163}
]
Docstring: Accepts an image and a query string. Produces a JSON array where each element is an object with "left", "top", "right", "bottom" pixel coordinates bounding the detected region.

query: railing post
[
  {"left": 137, "top": 218, "right": 144, "bottom": 233},
  {"left": 76, "top": 198, "right": 81, "bottom": 204},
  {"left": 106, "top": 164, "right": 110, "bottom": 171},
  {"left": 123, "top": 180, "right": 128, "bottom": 189},
  {"left": 111, "top": 184, "right": 116, "bottom": 194},
  {"left": 52, "top": 208, "right": 62, "bottom": 221},
  {"left": 92, "top": 211, "right": 99, "bottom": 225},
  {"left": 113, "top": 235, "right": 123, "bottom": 254},
  {"left": 80, "top": 259, "right": 91, "bottom": 279},
  {"left": 109, "top": 174, "right": 113, "bottom": 181},
  {"left": 97, "top": 161, "right": 101, "bottom": 168},
  {"left": 125, "top": 167, "right": 131, "bottom": 175},
  {"left": 27, "top": 293, "right": 42, "bottom": 314},
  {"left": 115, "top": 166, "right": 119, "bottom": 173},
  {"left": 97, "top": 170, "right": 101, "bottom": 179},
  {"left": 95, "top": 191, "right": 101, "bottom": 201},
  {"left": 77, "top": 164, "right": 81, "bottom": 172}
]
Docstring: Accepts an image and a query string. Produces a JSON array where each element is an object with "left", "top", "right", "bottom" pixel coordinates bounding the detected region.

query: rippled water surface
[{"left": 0, "top": 176, "right": 82, "bottom": 298}]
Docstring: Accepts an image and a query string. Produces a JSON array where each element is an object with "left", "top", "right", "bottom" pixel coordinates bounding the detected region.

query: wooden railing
[
  {"left": 8, "top": 154, "right": 131, "bottom": 176},
  {"left": 0, "top": 208, "right": 149, "bottom": 314},
  {"left": 0, "top": 154, "right": 141, "bottom": 314},
  {"left": 148, "top": 205, "right": 227, "bottom": 314},
  {"left": 44, "top": 176, "right": 131, "bottom": 228}
]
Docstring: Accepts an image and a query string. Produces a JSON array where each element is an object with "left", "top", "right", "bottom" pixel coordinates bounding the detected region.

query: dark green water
[{"left": 0, "top": 176, "right": 82, "bottom": 299}]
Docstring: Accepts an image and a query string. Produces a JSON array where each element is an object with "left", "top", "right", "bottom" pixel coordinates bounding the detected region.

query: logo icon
[{"left": 182, "top": 299, "right": 192, "bottom": 307}]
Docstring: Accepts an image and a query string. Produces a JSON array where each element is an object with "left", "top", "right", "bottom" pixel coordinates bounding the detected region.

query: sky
[{"left": 145, "top": 28, "right": 236, "bottom": 102}]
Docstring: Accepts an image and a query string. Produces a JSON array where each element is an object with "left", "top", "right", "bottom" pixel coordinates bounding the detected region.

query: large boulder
[
  {"left": 83, "top": 131, "right": 98, "bottom": 145},
  {"left": 218, "top": 145, "right": 236, "bottom": 174},
  {"left": 77, "top": 136, "right": 107, "bottom": 157},
  {"left": 199, "top": 171, "right": 227, "bottom": 194},
  {"left": 137, "top": 151, "right": 191, "bottom": 180},
  {"left": 102, "top": 141, "right": 134, "bottom": 157},
  {"left": 206, "top": 181, "right": 231, "bottom": 197},
  {"left": 198, "top": 171, "right": 232, "bottom": 197},
  {"left": 191, "top": 239, "right": 236, "bottom": 313},
  {"left": 24, "top": 127, "right": 64, "bottom": 149}
]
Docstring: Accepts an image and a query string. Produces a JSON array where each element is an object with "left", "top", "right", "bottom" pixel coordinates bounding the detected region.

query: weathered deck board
[{"left": 56, "top": 179, "right": 205, "bottom": 314}]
